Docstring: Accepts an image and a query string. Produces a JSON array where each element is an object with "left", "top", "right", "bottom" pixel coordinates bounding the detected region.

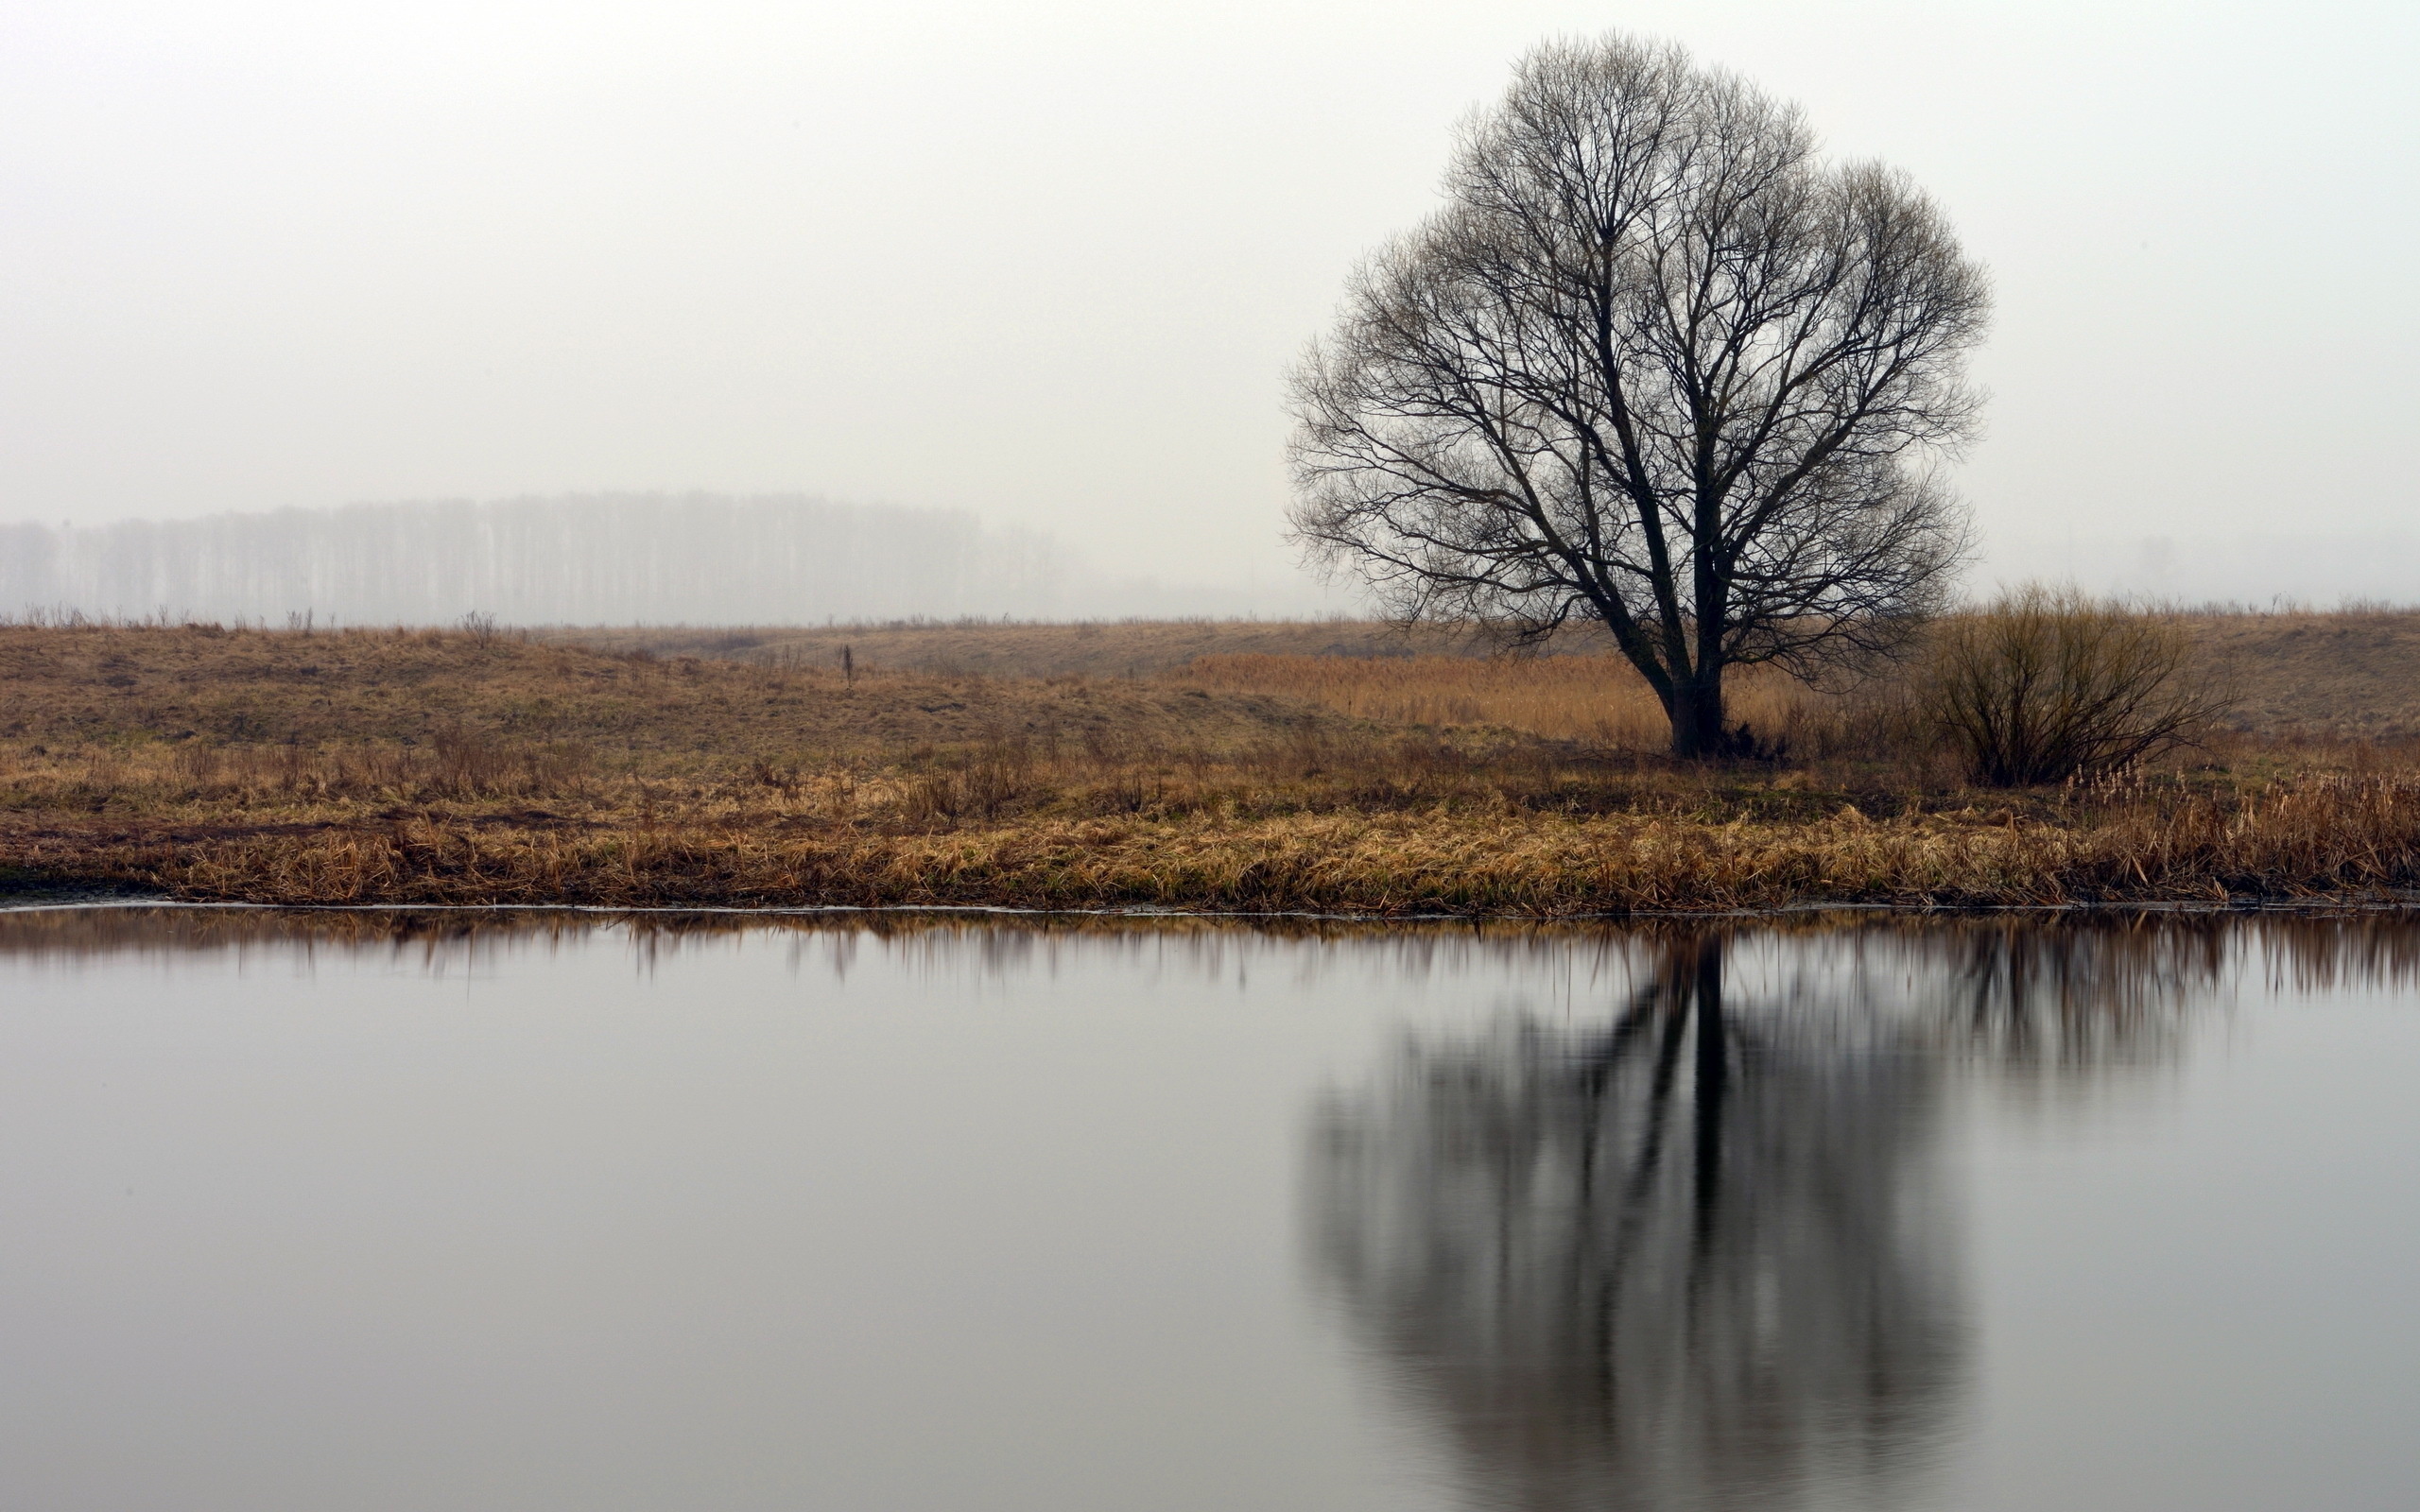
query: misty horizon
[
  {"left": 3, "top": 491, "right": 2408, "bottom": 627},
  {"left": 0, "top": 493, "right": 1355, "bottom": 627},
  {"left": 10, "top": 497, "right": 2411, "bottom": 623},
  {"left": 5, "top": 3, "right": 2414, "bottom": 608}
]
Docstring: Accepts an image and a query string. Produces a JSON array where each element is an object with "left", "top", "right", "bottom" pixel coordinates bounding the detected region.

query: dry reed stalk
[{"left": 15, "top": 774, "right": 2414, "bottom": 915}]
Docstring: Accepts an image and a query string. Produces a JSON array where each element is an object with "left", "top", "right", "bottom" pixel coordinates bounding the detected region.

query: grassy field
[
  {"left": 551, "top": 609, "right": 2420, "bottom": 739},
  {"left": 542, "top": 618, "right": 1490, "bottom": 679},
  {"left": 3, "top": 613, "right": 2416, "bottom": 914}
]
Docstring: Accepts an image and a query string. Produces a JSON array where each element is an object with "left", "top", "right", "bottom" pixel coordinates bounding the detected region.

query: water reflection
[
  {"left": 4, "top": 904, "right": 2420, "bottom": 1510},
  {"left": 1309, "top": 936, "right": 1961, "bottom": 1510},
  {"left": 6, "top": 904, "right": 2416, "bottom": 998},
  {"left": 1305, "top": 917, "right": 2420, "bottom": 1512}
]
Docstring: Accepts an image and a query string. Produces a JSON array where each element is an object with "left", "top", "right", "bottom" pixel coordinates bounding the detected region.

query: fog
[
  {"left": 3, "top": 2, "right": 2415, "bottom": 612},
  {"left": 0, "top": 495, "right": 1334, "bottom": 626}
]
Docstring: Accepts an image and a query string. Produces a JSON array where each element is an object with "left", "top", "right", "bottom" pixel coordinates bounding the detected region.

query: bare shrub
[
  {"left": 74, "top": 747, "right": 125, "bottom": 806},
  {"left": 900, "top": 771, "right": 964, "bottom": 824},
  {"left": 172, "top": 740, "right": 222, "bottom": 786},
  {"left": 749, "top": 757, "right": 802, "bottom": 798},
  {"left": 427, "top": 724, "right": 502, "bottom": 796},
  {"left": 1094, "top": 768, "right": 1160, "bottom": 815},
  {"left": 898, "top": 739, "right": 1030, "bottom": 825},
  {"left": 424, "top": 724, "right": 587, "bottom": 799},
  {"left": 961, "top": 752, "right": 1025, "bottom": 819},
  {"left": 1927, "top": 587, "right": 2225, "bottom": 785},
  {"left": 522, "top": 741, "right": 592, "bottom": 798}
]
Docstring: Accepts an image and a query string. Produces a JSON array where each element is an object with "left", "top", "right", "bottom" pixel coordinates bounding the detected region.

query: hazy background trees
[
  {"left": 0, "top": 493, "right": 1322, "bottom": 626},
  {"left": 1290, "top": 34, "right": 1990, "bottom": 756}
]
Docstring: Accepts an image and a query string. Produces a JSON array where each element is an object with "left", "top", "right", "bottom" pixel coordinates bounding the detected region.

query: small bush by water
[{"left": 1927, "top": 587, "right": 2227, "bottom": 785}]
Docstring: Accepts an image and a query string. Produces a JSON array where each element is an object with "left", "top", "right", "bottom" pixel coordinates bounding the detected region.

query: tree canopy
[{"left": 1288, "top": 35, "right": 1991, "bottom": 755}]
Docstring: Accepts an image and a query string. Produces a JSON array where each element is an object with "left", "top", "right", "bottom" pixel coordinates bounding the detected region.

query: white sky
[{"left": 3, "top": 1, "right": 2415, "bottom": 599}]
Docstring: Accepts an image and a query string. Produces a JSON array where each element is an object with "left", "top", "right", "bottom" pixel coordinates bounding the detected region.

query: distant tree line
[{"left": 0, "top": 493, "right": 1083, "bottom": 626}]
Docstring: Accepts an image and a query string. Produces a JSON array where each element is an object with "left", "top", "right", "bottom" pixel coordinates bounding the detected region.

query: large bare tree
[{"left": 1288, "top": 36, "right": 1991, "bottom": 756}]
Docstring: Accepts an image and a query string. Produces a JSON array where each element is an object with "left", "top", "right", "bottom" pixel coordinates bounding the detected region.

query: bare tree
[{"left": 1288, "top": 35, "right": 1991, "bottom": 756}]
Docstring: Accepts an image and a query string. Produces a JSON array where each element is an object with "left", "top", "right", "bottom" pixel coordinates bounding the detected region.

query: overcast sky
[{"left": 4, "top": 1, "right": 2415, "bottom": 601}]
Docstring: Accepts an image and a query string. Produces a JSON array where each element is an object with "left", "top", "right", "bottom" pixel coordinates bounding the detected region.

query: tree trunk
[
  {"left": 1689, "top": 935, "right": 1727, "bottom": 1245},
  {"left": 1667, "top": 669, "right": 1729, "bottom": 758}
]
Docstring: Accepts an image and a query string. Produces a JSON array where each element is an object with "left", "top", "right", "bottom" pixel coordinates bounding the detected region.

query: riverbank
[
  {"left": 11, "top": 772, "right": 2420, "bottom": 914},
  {"left": 6, "top": 619, "right": 2418, "bottom": 914}
]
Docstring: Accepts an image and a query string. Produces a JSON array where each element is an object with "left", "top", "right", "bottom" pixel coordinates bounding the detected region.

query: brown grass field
[
  {"left": 556, "top": 610, "right": 2420, "bottom": 738},
  {"left": 3, "top": 612, "right": 2417, "bottom": 914}
]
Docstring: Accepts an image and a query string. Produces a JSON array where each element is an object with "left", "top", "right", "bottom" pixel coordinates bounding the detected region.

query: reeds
[
  {"left": 7, "top": 715, "right": 2418, "bottom": 913},
  {"left": 20, "top": 769, "right": 2414, "bottom": 914}
]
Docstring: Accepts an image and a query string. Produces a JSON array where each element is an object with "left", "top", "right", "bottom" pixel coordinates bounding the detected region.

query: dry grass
[
  {"left": 545, "top": 618, "right": 1488, "bottom": 679},
  {"left": 1167, "top": 652, "right": 1903, "bottom": 757},
  {"left": 2187, "top": 609, "right": 2420, "bottom": 737},
  {"left": 3, "top": 617, "right": 2417, "bottom": 914},
  {"left": 0, "top": 621, "right": 1343, "bottom": 762},
  {"left": 16, "top": 767, "right": 2420, "bottom": 914},
  {"left": 545, "top": 609, "right": 2420, "bottom": 742}
]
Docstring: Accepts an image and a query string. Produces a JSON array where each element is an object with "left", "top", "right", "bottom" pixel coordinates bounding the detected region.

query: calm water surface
[{"left": 2, "top": 907, "right": 2416, "bottom": 1511}]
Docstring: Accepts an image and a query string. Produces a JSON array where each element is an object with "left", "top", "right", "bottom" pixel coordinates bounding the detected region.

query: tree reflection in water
[
  {"left": 1305, "top": 921, "right": 2272, "bottom": 1512},
  {"left": 6, "top": 905, "right": 2417, "bottom": 1509}
]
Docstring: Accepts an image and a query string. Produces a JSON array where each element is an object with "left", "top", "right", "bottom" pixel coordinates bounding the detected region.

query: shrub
[{"left": 1927, "top": 586, "right": 2224, "bottom": 785}]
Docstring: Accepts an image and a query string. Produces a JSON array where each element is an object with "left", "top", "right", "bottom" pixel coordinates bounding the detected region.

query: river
[{"left": 1, "top": 906, "right": 2413, "bottom": 1510}]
